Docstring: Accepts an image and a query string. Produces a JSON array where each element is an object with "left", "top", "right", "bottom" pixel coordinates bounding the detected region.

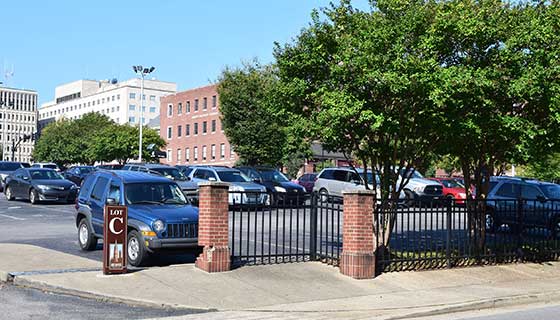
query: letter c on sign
[{"left": 109, "top": 217, "right": 124, "bottom": 235}]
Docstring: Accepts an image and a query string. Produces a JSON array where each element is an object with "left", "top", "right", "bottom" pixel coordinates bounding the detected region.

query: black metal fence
[
  {"left": 227, "top": 192, "right": 560, "bottom": 274},
  {"left": 375, "top": 198, "right": 560, "bottom": 273},
  {"left": 228, "top": 191, "right": 343, "bottom": 267}
]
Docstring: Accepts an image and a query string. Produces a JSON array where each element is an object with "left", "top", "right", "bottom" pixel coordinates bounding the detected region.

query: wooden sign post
[{"left": 103, "top": 205, "right": 128, "bottom": 275}]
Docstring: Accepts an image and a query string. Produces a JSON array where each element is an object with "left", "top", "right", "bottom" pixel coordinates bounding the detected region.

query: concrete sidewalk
[{"left": 2, "top": 243, "right": 560, "bottom": 319}]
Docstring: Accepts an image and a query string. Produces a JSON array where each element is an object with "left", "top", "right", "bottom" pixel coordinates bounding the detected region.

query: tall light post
[{"left": 132, "top": 65, "right": 155, "bottom": 163}]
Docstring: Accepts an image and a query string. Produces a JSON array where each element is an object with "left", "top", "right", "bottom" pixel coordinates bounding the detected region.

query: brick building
[{"left": 159, "top": 84, "right": 237, "bottom": 166}]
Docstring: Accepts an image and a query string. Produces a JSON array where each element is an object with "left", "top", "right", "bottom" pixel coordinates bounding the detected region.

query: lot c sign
[{"left": 103, "top": 205, "right": 128, "bottom": 275}]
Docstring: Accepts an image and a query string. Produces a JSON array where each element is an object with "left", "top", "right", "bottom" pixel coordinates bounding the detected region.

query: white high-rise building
[
  {"left": 0, "top": 86, "right": 38, "bottom": 163},
  {"left": 38, "top": 78, "right": 176, "bottom": 131}
]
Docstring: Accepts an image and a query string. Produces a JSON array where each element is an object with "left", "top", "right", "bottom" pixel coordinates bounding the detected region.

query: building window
[
  {"left": 177, "top": 149, "right": 182, "bottom": 163},
  {"left": 193, "top": 146, "right": 198, "bottom": 161},
  {"left": 212, "top": 95, "right": 217, "bottom": 109},
  {"left": 194, "top": 99, "right": 199, "bottom": 111},
  {"left": 202, "top": 121, "right": 207, "bottom": 134},
  {"left": 203, "top": 97, "right": 207, "bottom": 110},
  {"left": 167, "top": 149, "right": 172, "bottom": 162},
  {"left": 112, "top": 96, "right": 115, "bottom": 101},
  {"left": 111, "top": 107, "right": 115, "bottom": 112},
  {"left": 117, "top": 106, "right": 120, "bottom": 111},
  {"left": 149, "top": 106, "right": 156, "bottom": 113},
  {"left": 185, "top": 148, "right": 190, "bottom": 162},
  {"left": 117, "top": 94, "right": 120, "bottom": 100},
  {"left": 178, "top": 102, "right": 183, "bottom": 115},
  {"left": 186, "top": 124, "right": 190, "bottom": 136},
  {"left": 194, "top": 123, "right": 198, "bottom": 135},
  {"left": 230, "top": 145, "right": 235, "bottom": 158},
  {"left": 130, "top": 92, "right": 136, "bottom": 99},
  {"left": 177, "top": 125, "right": 182, "bottom": 137},
  {"left": 202, "top": 145, "right": 207, "bottom": 161},
  {"left": 220, "top": 143, "right": 225, "bottom": 159},
  {"left": 211, "top": 120, "right": 216, "bottom": 132},
  {"left": 142, "top": 94, "right": 146, "bottom": 100},
  {"left": 102, "top": 98, "right": 105, "bottom": 103},
  {"left": 141, "top": 117, "right": 145, "bottom": 124},
  {"left": 167, "top": 104, "right": 173, "bottom": 116},
  {"left": 167, "top": 126, "right": 172, "bottom": 139},
  {"left": 186, "top": 101, "right": 190, "bottom": 113},
  {"left": 211, "top": 144, "right": 216, "bottom": 160},
  {"left": 129, "top": 105, "right": 136, "bottom": 111},
  {"left": 150, "top": 95, "right": 155, "bottom": 101},
  {"left": 141, "top": 106, "right": 146, "bottom": 112},
  {"left": 129, "top": 116, "right": 136, "bottom": 123}
]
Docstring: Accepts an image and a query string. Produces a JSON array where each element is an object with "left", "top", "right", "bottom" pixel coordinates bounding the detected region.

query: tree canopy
[{"left": 33, "top": 113, "right": 165, "bottom": 166}]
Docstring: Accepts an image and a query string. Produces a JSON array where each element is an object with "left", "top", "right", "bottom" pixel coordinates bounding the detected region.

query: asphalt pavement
[{"left": 0, "top": 282, "right": 206, "bottom": 320}]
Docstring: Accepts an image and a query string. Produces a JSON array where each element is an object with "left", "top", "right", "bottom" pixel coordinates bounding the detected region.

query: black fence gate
[{"left": 229, "top": 191, "right": 342, "bottom": 267}]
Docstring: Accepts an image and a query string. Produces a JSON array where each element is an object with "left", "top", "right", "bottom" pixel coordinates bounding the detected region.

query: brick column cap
[
  {"left": 199, "top": 181, "right": 230, "bottom": 188},
  {"left": 342, "top": 189, "right": 376, "bottom": 196}
]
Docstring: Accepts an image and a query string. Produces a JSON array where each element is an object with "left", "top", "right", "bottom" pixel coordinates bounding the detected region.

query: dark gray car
[
  {"left": 4, "top": 168, "right": 78, "bottom": 204},
  {"left": 0, "top": 161, "right": 25, "bottom": 192}
]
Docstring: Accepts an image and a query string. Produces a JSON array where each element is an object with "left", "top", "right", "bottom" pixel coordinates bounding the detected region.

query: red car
[
  {"left": 296, "top": 173, "right": 317, "bottom": 193},
  {"left": 429, "top": 178, "right": 470, "bottom": 204}
]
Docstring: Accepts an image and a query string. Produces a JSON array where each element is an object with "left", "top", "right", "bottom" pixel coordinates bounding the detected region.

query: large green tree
[
  {"left": 217, "top": 61, "right": 311, "bottom": 166},
  {"left": 89, "top": 123, "right": 165, "bottom": 164}
]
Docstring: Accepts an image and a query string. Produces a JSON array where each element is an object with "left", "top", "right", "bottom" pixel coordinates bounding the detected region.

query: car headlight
[
  {"left": 412, "top": 186, "right": 424, "bottom": 193},
  {"left": 274, "top": 186, "right": 287, "bottom": 193},
  {"left": 70, "top": 184, "right": 78, "bottom": 189},
  {"left": 36, "top": 185, "right": 50, "bottom": 191},
  {"left": 153, "top": 220, "right": 165, "bottom": 233}
]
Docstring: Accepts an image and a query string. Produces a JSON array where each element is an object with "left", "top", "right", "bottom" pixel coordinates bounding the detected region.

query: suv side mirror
[
  {"left": 22, "top": 176, "right": 30, "bottom": 181},
  {"left": 351, "top": 179, "right": 362, "bottom": 185},
  {"left": 252, "top": 178, "right": 262, "bottom": 184},
  {"left": 106, "top": 198, "right": 117, "bottom": 205}
]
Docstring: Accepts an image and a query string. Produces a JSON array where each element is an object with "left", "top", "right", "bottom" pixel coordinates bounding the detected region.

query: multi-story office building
[
  {"left": 0, "top": 86, "right": 38, "bottom": 162},
  {"left": 38, "top": 78, "right": 177, "bottom": 132},
  {"left": 159, "top": 84, "right": 237, "bottom": 167}
]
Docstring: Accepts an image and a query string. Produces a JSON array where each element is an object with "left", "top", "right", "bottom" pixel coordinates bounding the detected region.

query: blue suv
[{"left": 75, "top": 170, "right": 199, "bottom": 266}]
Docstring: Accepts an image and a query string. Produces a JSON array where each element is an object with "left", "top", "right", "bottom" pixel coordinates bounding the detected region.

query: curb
[
  {"left": 387, "top": 290, "right": 560, "bottom": 320},
  {"left": 11, "top": 276, "right": 216, "bottom": 314}
]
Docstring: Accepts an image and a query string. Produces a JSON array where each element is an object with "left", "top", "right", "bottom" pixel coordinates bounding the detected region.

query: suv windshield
[
  {"left": 30, "top": 170, "right": 63, "bottom": 180},
  {"left": 399, "top": 169, "right": 424, "bottom": 179},
  {"left": 151, "top": 168, "right": 185, "bottom": 180},
  {"left": 125, "top": 183, "right": 187, "bottom": 205},
  {"left": 217, "top": 171, "right": 251, "bottom": 182},
  {"left": 259, "top": 170, "right": 289, "bottom": 183},
  {"left": 538, "top": 185, "right": 560, "bottom": 199},
  {"left": 0, "top": 163, "right": 22, "bottom": 171}
]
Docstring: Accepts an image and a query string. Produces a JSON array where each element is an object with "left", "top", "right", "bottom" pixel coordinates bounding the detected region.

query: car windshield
[
  {"left": 217, "top": 171, "right": 251, "bottom": 182},
  {"left": 440, "top": 179, "right": 463, "bottom": 188},
  {"left": 400, "top": 169, "right": 424, "bottom": 179},
  {"left": 0, "top": 163, "right": 22, "bottom": 171},
  {"left": 151, "top": 168, "right": 185, "bottom": 180},
  {"left": 79, "top": 167, "right": 95, "bottom": 174},
  {"left": 30, "top": 170, "right": 63, "bottom": 180},
  {"left": 259, "top": 170, "right": 290, "bottom": 183},
  {"left": 538, "top": 185, "right": 560, "bottom": 199},
  {"left": 44, "top": 164, "right": 58, "bottom": 170},
  {"left": 125, "top": 183, "right": 187, "bottom": 205}
]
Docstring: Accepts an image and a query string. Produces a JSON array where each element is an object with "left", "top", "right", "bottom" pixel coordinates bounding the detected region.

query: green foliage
[
  {"left": 275, "top": 0, "right": 441, "bottom": 199},
  {"left": 218, "top": 60, "right": 311, "bottom": 167},
  {"left": 33, "top": 113, "right": 165, "bottom": 165},
  {"left": 523, "top": 153, "right": 560, "bottom": 182}
]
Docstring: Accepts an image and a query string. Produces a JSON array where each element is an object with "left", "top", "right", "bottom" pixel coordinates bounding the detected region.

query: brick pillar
[
  {"left": 195, "top": 182, "right": 231, "bottom": 273},
  {"left": 339, "top": 190, "right": 376, "bottom": 279}
]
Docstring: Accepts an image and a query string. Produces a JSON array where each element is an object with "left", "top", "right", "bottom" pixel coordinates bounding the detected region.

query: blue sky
[{"left": 0, "top": 0, "right": 368, "bottom": 105}]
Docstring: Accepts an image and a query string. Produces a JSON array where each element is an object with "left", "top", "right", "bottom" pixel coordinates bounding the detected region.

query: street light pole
[{"left": 132, "top": 65, "right": 155, "bottom": 163}]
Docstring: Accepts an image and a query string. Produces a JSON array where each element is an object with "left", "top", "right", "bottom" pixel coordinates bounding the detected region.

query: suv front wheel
[
  {"left": 78, "top": 218, "right": 98, "bottom": 251},
  {"left": 127, "top": 230, "right": 149, "bottom": 267}
]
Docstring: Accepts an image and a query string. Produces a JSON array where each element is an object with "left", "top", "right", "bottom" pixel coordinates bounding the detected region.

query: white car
[
  {"left": 397, "top": 169, "right": 443, "bottom": 205},
  {"left": 31, "top": 162, "right": 61, "bottom": 172}
]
